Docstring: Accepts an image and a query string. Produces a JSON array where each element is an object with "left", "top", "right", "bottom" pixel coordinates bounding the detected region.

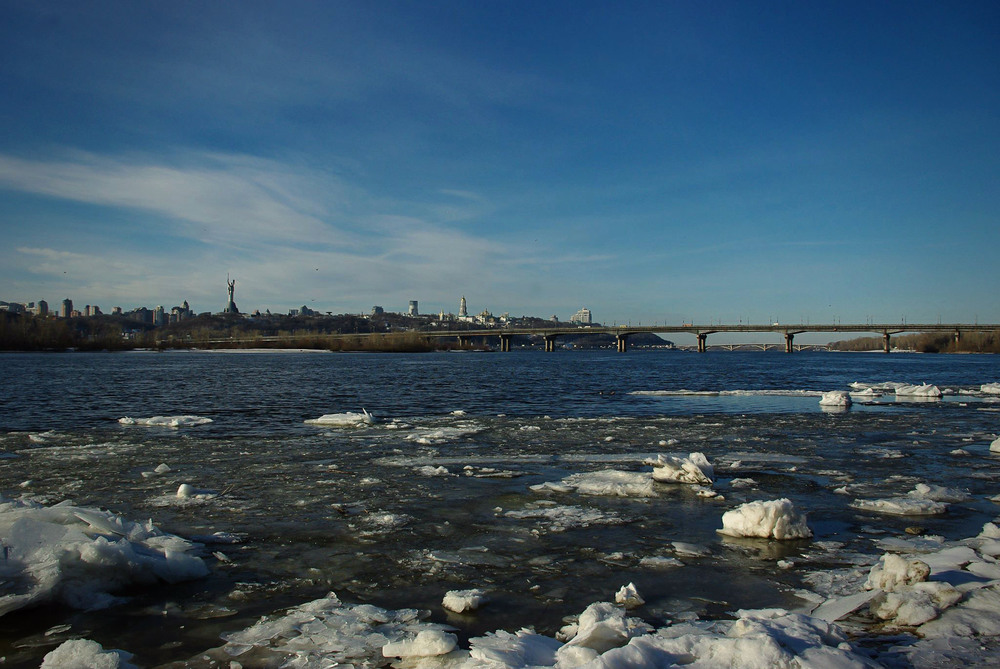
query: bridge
[
  {"left": 424, "top": 323, "right": 999, "bottom": 353},
  {"left": 170, "top": 322, "right": 998, "bottom": 353}
]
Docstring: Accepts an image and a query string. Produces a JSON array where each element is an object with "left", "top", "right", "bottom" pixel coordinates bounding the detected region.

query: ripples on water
[{"left": 1, "top": 350, "right": 1000, "bottom": 666}]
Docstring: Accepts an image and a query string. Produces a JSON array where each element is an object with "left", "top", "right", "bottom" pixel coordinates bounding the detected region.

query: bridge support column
[
  {"left": 697, "top": 333, "right": 707, "bottom": 353},
  {"left": 883, "top": 332, "right": 891, "bottom": 354},
  {"left": 785, "top": 333, "right": 794, "bottom": 353},
  {"left": 544, "top": 336, "right": 556, "bottom": 352},
  {"left": 616, "top": 334, "right": 628, "bottom": 353},
  {"left": 954, "top": 330, "right": 962, "bottom": 346},
  {"left": 457, "top": 335, "right": 468, "bottom": 348},
  {"left": 498, "top": 334, "right": 511, "bottom": 352}
]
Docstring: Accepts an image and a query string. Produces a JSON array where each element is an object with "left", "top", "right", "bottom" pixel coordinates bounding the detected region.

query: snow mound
[
  {"left": 819, "top": 391, "right": 852, "bottom": 407},
  {"left": 865, "top": 554, "right": 963, "bottom": 627},
  {"left": 383, "top": 629, "right": 458, "bottom": 658},
  {"left": 304, "top": 409, "right": 374, "bottom": 426},
  {"left": 0, "top": 497, "right": 208, "bottom": 617},
  {"left": 644, "top": 452, "right": 714, "bottom": 484},
  {"left": 117, "top": 415, "right": 212, "bottom": 427},
  {"left": 615, "top": 582, "right": 645, "bottom": 608},
  {"left": 717, "top": 498, "right": 812, "bottom": 540},
  {"left": 443, "top": 588, "right": 489, "bottom": 613},
  {"left": 41, "top": 639, "right": 136, "bottom": 669},
  {"left": 895, "top": 384, "right": 942, "bottom": 398}
]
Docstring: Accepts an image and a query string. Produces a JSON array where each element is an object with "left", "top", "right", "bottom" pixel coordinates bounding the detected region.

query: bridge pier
[
  {"left": 785, "top": 333, "right": 794, "bottom": 353},
  {"left": 954, "top": 330, "right": 962, "bottom": 346},
  {"left": 457, "top": 335, "right": 468, "bottom": 348},
  {"left": 616, "top": 334, "right": 628, "bottom": 353},
  {"left": 697, "top": 333, "right": 707, "bottom": 353},
  {"left": 544, "top": 335, "right": 557, "bottom": 352},
  {"left": 498, "top": 334, "right": 511, "bottom": 352},
  {"left": 883, "top": 332, "right": 891, "bottom": 354}
]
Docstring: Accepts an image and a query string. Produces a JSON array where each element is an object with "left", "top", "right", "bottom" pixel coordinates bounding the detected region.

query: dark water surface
[{"left": 2, "top": 350, "right": 1000, "bottom": 666}]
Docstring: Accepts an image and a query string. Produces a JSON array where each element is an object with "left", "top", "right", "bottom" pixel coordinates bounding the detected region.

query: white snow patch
[{"left": 557, "top": 470, "right": 657, "bottom": 497}]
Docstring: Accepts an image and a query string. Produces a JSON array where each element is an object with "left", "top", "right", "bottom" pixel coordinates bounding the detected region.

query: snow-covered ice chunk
[
  {"left": 819, "top": 390, "right": 852, "bottom": 407},
  {"left": 0, "top": 497, "right": 208, "bottom": 617},
  {"left": 118, "top": 415, "right": 212, "bottom": 427},
  {"left": 443, "top": 588, "right": 489, "bottom": 613},
  {"left": 468, "top": 629, "right": 561, "bottom": 666},
  {"left": 176, "top": 483, "right": 218, "bottom": 499},
  {"left": 558, "top": 601, "right": 652, "bottom": 655},
  {"left": 615, "top": 582, "right": 645, "bottom": 608},
  {"left": 644, "top": 452, "right": 714, "bottom": 484},
  {"left": 991, "top": 436, "right": 1000, "bottom": 453},
  {"left": 415, "top": 465, "right": 451, "bottom": 477},
  {"left": 717, "top": 498, "right": 812, "bottom": 540},
  {"left": 41, "top": 638, "right": 136, "bottom": 669},
  {"left": 981, "top": 383, "right": 1000, "bottom": 395},
  {"left": 382, "top": 629, "right": 457, "bottom": 657},
  {"left": 895, "top": 384, "right": 942, "bottom": 398},
  {"left": 865, "top": 553, "right": 931, "bottom": 592},
  {"left": 304, "top": 409, "right": 374, "bottom": 426},
  {"left": 852, "top": 498, "right": 949, "bottom": 516}
]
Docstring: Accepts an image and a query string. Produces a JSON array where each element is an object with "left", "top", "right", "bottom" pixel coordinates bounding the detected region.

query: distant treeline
[
  {"left": 0, "top": 312, "right": 150, "bottom": 351},
  {"left": 829, "top": 330, "right": 1000, "bottom": 353}
]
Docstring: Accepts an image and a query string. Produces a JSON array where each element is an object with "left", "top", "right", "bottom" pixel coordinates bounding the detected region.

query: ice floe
[
  {"left": 40, "top": 638, "right": 136, "bottom": 669},
  {"left": 304, "top": 409, "right": 374, "bottom": 426},
  {"left": 981, "top": 383, "right": 1000, "bottom": 395},
  {"left": 502, "top": 503, "right": 627, "bottom": 532},
  {"left": 818, "top": 390, "right": 852, "bottom": 407},
  {"left": 717, "top": 498, "right": 812, "bottom": 540},
  {"left": 0, "top": 497, "right": 208, "bottom": 617},
  {"left": 443, "top": 588, "right": 489, "bottom": 613},
  {"left": 852, "top": 498, "right": 950, "bottom": 516},
  {"left": 991, "top": 436, "right": 1000, "bottom": 453},
  {"left": 534, "top": 469, "right": 657, "bottom": 497},
  {"left": 117, "top": 415, "right": 213, "bottom": 427},
  {"left": 644, "top": 452, "right": 714, "bottom": 484},
  {"left": 615, "top": 582, "right": 645, "bottom": 608},
  {"left": 895, "top": 383, "right": 943, "bottom": 398}
]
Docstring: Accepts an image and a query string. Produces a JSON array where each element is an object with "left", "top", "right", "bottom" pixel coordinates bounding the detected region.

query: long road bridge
[
  {"left": 424, "top": 323, "right": 999, "bottom": 353},
  {"left": 180, "top": 323, "right": 998, "bottom": 353}
]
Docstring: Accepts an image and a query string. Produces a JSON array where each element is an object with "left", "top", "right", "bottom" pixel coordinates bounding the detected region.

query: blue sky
[{"left": 1, "top": 0, "right": 998, "bottom": 331}]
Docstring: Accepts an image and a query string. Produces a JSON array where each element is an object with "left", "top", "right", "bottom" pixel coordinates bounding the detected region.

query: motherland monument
[{"left": 224, "top": 274, "right": 239, "bottom": 314}]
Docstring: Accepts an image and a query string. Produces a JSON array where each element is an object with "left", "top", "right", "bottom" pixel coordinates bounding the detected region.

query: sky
[{"left": 1, "top": 0, "right": 998, "bottom": 333}]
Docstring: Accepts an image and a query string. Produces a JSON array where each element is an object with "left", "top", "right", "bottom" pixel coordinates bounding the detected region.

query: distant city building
[
  {"left": 61, "top": 298, "right": 73, "bottom": 319},
  {"left": 551, "top": 314, "right": 559, "bottom": 322},
  {"left": 37, "top": 300, "right": 48, "bottom": 316},
  {"left": 371, "top": 306, "right": 384, "bottom": 316},
  {"left": 112, "top": 306, "right": 122, "bottom": 316},
  {"left": 459, "top": 296, "right": 468, "bottom": 318},
  {"left": 408, "top": 300, "right": 418, "bottom": 316},
  {"left": 154, "top": 306, "right": 166, "bottom": 326},
  {"left": 570, "top": 307, "right": 592, "bottom": 324}
]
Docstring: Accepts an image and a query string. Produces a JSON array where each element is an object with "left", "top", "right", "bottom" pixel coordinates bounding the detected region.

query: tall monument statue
[{"left": 224, "top": 274, "right": 239, "bottom": 314}]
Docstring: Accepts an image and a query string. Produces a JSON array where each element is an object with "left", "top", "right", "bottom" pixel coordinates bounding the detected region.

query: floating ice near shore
[
  {"left": 895, "top": 383, "right": 943, "bottom": 398},
  {"left": 644, "top": 452, "right": 714, "bottom": 484},
  {"left": 210, "top": 590, "right": 879, "bottom": 668},
  {"left": 907, "top": 482, "right": 969, "bottom": 503},
  {"left": 991, "top": 436, "right": 1000, "bottom": 453},
  {"left": 41, "top": 638, "right": 136, "bottom": 669},
  {"left": 304, "top": 409, "right": 374, "bottom": 426},
  {"left": 443, "top": 588, "right": 489, "bottom": 613},
  {"left": 615, "top": 582, "right": 645, "bottom": 608},
  {"left": 717, "top": 498, "right": 812, "bottom": 540},
  {"left": 503, "top": 503, "right": 626, "bottom": 532},
  {"left": 818, "top": 390, "right": 852, "bottom": 407},
  {"left": 117, "top": 415, "right": 213, "bottom": 427},
  {"left": 981, "top": 383, "right": 1000, "bottom": 395},
  {"left": 176, "top": 483, "right": 218, "bottom": 499},
  {"left": 405, "top": 424, "right": 481, "bottom": 444},
  {"left": 0, "top": 497, "right": 208, "bottom": 617}
]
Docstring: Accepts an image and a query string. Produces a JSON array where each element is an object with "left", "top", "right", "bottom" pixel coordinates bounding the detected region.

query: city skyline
[{"left": 1, "top": 1, "right": 998, "bottom": 327}]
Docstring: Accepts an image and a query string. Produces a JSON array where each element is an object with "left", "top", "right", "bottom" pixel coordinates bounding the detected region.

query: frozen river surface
[{"left": 2, "top": 350, "right": 1000, "bottom": 667}]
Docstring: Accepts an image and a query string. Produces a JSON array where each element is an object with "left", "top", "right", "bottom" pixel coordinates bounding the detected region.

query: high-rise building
[
  {"left": 408, "top": 300, "right": 418, "bottom": 316},
  {"left": 459, "top": 296, "right": 468, "bottom": 318},
  {"left": 36, "top": 300, "right": 48, "bottom": 316},
  {"left": 61, "top": 298, "right": 73, "bottom": 319},
  {"left": 154, "top": 306, "right": 166, "bottom": 326},
  {"left": 570, "top": 307, "right": 592, "bottom": 324}
]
